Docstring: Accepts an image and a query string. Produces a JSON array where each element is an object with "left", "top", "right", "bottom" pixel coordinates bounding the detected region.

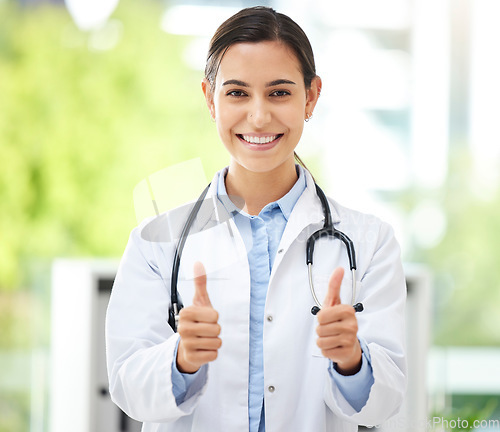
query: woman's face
[{"left": 203, "top": 41, "right": 321, "bottom": 176}]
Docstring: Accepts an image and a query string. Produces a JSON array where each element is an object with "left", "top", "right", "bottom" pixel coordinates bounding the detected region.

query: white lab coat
[{"left": 106, "top": 168, "right": 407, "bottom": 432}]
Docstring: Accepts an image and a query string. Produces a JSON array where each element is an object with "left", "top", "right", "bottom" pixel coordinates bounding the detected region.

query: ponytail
[{"left": 294, "top": 151, "right": 315, "bottom": 182}]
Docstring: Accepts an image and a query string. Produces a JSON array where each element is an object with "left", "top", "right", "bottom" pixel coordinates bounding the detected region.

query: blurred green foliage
[
  {"left": 0, "top": 0, "right": 224, "bottom": 293},
  {"left": 0, "top": 1, "right": 224, "bottom": 429},
  {"left": 0, "top": 391, "right": 30, "bottom": 432},
  {"left": 431, "top": 396, "right": 498, "bottom": 431},
  {"left": 407, "top": 150, "right": 500, "bottom": 346}
]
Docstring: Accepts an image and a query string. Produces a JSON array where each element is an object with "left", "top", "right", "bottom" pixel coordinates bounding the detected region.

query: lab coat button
[
  {"left": 267, "top": 315, "right": 273, "bottom": 322},
  {"left": 278, "top": 249, "right": 284, "bottom": 254},
  {"left": 268, "top": 385, "right": 275, "bottom": 393}
]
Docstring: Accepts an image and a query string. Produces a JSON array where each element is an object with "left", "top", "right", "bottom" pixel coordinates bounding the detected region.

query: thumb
[
  {"left": 323, "top": 266, "right": 344, "bottom": 308},
  {"left": 192, "top": 261, "right": 212, "bottom": 307}
]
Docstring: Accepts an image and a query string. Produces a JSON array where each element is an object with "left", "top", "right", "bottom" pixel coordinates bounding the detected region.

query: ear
[
  {"left": 201, "top": 78, "right": 216, "bottom": 120},
  {"left": 304, "top": 76, "right": 322, "bottom": 119}
]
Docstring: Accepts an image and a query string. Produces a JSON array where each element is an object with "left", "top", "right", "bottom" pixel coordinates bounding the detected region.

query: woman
[{"left": 106, "top": 6, "right": 406, "bottom": 432}]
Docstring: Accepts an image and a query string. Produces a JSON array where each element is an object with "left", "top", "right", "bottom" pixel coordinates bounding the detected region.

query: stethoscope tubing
[
  {"left": 168, "top": 182, "right": 363, "bottom": 332},
  {"left": 169, "top": 184, "right": 210, "bottom": 331},
  {"left": 307, "top": 184, "right": 363, "bottom": 314}
]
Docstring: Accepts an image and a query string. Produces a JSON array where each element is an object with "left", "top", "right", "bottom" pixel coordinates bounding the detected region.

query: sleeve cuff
[
  {"left": 328, "top": 337, "right": 374, "bottom": 412},
  {"left": 171, "top": 338, "right": 207, "bottom": 405}
]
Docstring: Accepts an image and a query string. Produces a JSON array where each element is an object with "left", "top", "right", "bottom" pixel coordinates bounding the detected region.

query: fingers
[
  {"left": 177, "top": 315, "right": 222, "bottom": 351},
  {"left": 193, "top": 261, "right": 212, "bottom": 307},
  {"left": 316, "top": 304, "right": 356, "bottom": 328},
  {"left": 315, "top": 304, "right": 361, "bottom": 371},
  {"left": 176, "top": 311, "right": 222, "bottom": 373},
  {"left": 322, "top": 266, "right": 344, "bottom": 308},
  {"left": 178, "top": 307, "right": 219, "bottom": 327},
  {"left": 176, "top": 262, "right": 220, "bottom": 373}
]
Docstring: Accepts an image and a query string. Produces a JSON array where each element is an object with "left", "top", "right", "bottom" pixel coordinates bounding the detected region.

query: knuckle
[
  {"left": 182, "top": 338, "right": 195, "bottom": 350},
  {"left": 316, "top": 325, "right": 327, "bottom": 337},
  {"left": 212, "top": 310, "right": 219, "bottom": 322},
  {"left": 316, "top": 312, "right": 328, "bottom": 325},
  {"left": 178, "top": 309, "right": 188, "bottom": 321},
  {"left": 177, "top": 324, "right": 188, "bottom": 336},
  {"left": 178, "top": 322, "right": 194, "bottom": 337},
  {"left": 179, "top": 307, "right": 196, "bottom": 321},
  {"left": 316, "top": 338, "right": 326, "bottom": 349}
]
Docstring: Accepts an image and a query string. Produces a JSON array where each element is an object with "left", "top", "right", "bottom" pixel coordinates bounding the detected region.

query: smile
[{"left": 237, "top": 134, "right": 283, "bottom": 144}]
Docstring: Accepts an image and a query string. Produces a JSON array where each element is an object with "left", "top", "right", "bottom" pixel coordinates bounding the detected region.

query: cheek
[
  {"left": 283, "top": 108, "right": 305, "bottom": 134},
  {"left": 216, "top": 104, "right": 242, "bottom": 133},
  {"left": 215, "top": 112, "right": 238, "bottom": 144},
  {"left": 282, "top": 101, "right": 306, "bottom": 123}
]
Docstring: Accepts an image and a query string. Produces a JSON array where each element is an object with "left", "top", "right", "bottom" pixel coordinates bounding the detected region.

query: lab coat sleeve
[
  {"left": 105, "top": 225, "right": 208, "bottom": 423},
  {"left": 323, "top": 220, "right": 407, "bottom": 426}
]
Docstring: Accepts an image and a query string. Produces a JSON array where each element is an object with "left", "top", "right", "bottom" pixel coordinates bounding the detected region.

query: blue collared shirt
[{"left": 172, "top": 166, "right": 374, "bottom": 430}]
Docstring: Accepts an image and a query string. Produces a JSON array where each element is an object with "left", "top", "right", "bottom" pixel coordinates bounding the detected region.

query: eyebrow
[{"left": 222, "top": 79, "right": 297, "bottom": 87}]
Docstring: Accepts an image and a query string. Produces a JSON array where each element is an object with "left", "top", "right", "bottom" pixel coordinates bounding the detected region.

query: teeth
[{"left": 241, "top": 135, "right": 279, "bottom": 144}]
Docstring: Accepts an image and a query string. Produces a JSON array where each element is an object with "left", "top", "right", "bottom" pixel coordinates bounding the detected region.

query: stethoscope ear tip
[
  {"left": 311, "top": 303, "right": 363, "bottom": 315},
  {"left": 353, "top": 303, "right": 364, "bottom": 313}
]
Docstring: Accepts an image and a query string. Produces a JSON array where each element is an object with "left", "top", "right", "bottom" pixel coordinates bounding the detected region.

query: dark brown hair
[{"left": 205, "top": 6, "right": 317, "bottom": 89}]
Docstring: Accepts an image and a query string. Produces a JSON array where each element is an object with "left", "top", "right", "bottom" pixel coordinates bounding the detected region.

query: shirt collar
[{"left": 216, "top": 165, "right": 307, "bottom": 221}]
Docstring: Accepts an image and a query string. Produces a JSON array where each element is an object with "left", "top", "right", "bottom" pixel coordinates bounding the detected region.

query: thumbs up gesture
[
  {"left": 176, "top": 262, "right": 222, "bottom": 374},
  {"left": 316, "top": 267, "right": 362, "bottom": 375}
]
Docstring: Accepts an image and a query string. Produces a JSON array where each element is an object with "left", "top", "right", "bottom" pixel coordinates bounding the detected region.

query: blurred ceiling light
[
  {"left": 411, "top": 0, "right": 449, "bottom": 190},
  {"left": 410, "top": 201, "right": 447, "bottom": 250},
  {"left": 470, "top": 0, "right": 500, "bottom": 198},
  {"left": 319, "top": 31, "right": 411, "bottom": 110},
  {"left": 183, "top": 37, "right": 211, "bottom": 70},
  {"left": 316, "top": 0, "right": 410, "bottom": 30},
  {"left": 88, "top": 19, "right": 123, "bottom": 52},
  {"left": 65, "top": 0, "right": 120, "bottom": 31},
  {"left": 161, "top": 5, "right": 239, "bottom": 36},
  {"left": 323, "top": 109, "right": 409, "bottom": 198}
]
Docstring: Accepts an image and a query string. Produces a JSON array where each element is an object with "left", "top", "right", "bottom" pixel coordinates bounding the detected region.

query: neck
[{"left": 225, "top": 159, "right": 299, "bottom": 215}]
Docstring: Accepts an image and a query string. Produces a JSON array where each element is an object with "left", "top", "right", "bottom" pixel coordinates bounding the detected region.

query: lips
[
  {"left": 238, "top": 134, "right": 282, "bottom": 144},
  {"left": 236, "top": 133, "right": 283, "bottom": 151}
]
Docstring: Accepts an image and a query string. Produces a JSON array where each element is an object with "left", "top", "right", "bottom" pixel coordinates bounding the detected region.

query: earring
[{"left": 305, "top": 113, "right": 313, "bottom": 122}]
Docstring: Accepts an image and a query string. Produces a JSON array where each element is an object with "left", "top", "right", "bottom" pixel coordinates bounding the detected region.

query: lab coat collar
[
  {"left": 197, "top": 167, "right": 342, "bottom": 235},
  {"left": 215, "top": 165, "right": 306, "bottom": 222},
  {"left": 271, "top": 169, "right": 325, "bottom": 257},
  {"left": 139, "top": 167, "right": 341, "bottom": 244}
]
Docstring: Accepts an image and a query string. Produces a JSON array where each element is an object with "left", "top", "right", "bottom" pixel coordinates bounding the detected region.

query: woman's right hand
[{"left": 176, "top": 262, "right": 222, "bottom": 374}]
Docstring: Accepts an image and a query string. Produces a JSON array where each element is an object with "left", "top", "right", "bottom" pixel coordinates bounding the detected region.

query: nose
[{"left": 247, "top": 97, "right": 271, "bottom": 128}]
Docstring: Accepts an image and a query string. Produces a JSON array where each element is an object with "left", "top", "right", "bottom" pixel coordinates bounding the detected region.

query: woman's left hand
[{"left": 316, "top": 267, "right": 362, "bottom": 375}]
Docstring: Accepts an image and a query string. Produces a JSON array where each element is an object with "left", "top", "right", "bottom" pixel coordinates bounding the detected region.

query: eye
[
  {"left": 226, "top": 90, "right": 247, "bottom": 97},
  {"left": 270, "top": 89, "right": 291, "bottom": 97}
]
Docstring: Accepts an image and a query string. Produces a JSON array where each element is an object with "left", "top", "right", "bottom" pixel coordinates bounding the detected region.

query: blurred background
[{"left": 1, "top": 0, "right": 499, "bottom": 431}]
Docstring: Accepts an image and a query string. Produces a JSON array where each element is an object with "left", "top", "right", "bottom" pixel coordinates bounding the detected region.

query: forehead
[{"left": 216, "top": 41, "right": 303, "bottom": 85}]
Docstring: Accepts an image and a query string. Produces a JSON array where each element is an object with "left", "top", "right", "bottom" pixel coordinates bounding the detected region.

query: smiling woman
[
  {"left": 106, "top": 6, "right": 407, "bottom": 432},
  {"left": 202, "top": 40, "right": 321, "bottom": 210}
]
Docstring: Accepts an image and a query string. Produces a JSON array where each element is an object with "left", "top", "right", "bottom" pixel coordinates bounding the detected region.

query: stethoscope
[{"left": 168, "top": 183, "right": 363, "bottom": 332}]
